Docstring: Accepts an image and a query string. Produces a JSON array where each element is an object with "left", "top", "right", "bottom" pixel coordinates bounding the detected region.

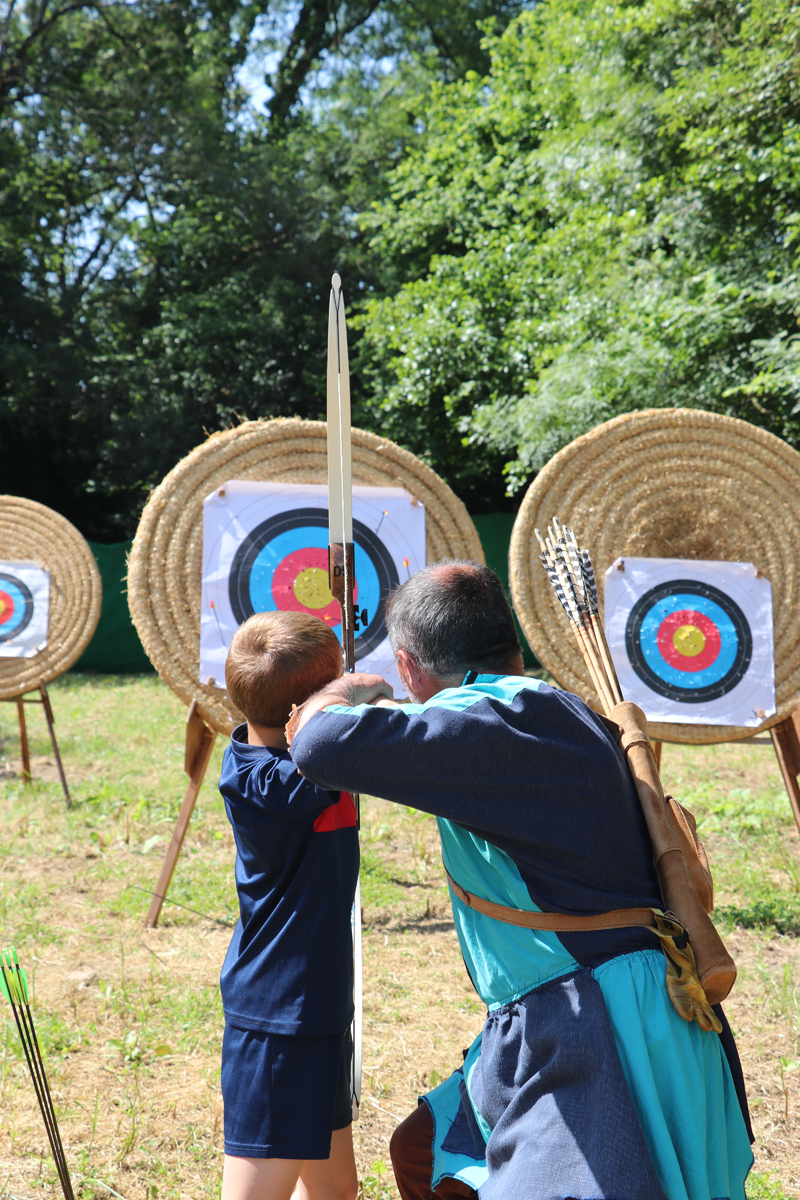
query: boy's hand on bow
[{"left": 286, "top": 674, "right": 394, "bottom": 745}]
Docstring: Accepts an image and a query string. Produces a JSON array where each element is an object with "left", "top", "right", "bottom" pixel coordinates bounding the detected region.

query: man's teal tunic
[{"left": 291, "top": 674, "right": 753, "bottom": 1200}]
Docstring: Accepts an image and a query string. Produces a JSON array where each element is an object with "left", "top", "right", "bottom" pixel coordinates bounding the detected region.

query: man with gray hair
[{"left": 287, "top": 561, "right": 752, "bottom": 1200}]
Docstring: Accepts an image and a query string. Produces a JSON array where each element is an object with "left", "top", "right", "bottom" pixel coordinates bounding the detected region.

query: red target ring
[
  {"left": 656, "top": 609, "right": 721, "bottom": 673},
  {"left": 271, "top": 547, "right": 358, "bottom": 625},
  {"left": 0, "top": 590, "right": 15, "bottom": 625}
]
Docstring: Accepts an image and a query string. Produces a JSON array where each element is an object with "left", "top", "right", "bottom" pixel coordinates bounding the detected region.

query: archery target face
[
  {"left": 200, "top": 482, "right": 426, "bottom": 699},
  {"left": 604, "top": 558, "right": 775, "bottom": 726},
  {"left": 0, "top": 562, "right": 50, "bottom": 658}
]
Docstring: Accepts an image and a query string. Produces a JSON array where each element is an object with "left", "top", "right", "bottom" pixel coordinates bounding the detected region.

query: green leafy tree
[
  {"left": 0, "top": 0, "right": 525, "bottom": 538},
  {"left": 0, "top": 0, "right": 260, "bottom": 533},
  {"left": 358, "top": 0, "right": 800, "bottom": 500}
]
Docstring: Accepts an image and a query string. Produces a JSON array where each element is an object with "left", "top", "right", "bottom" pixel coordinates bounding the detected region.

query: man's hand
[{"left": 286, "top": 674, "right": 394, "bottom": 746}]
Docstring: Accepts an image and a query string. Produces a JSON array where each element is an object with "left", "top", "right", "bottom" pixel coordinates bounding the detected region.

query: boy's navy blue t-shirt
[{"left": 219, "top": 725, "right": 359, "bottom": 1036}]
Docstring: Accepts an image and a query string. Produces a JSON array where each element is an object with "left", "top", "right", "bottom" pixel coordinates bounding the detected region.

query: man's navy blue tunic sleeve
[
  {"left": 292, "top": 680, "right": 639, "bottom": 844},
  {"left": 291, "top": 677, "right": 664, "bottom": 967}
]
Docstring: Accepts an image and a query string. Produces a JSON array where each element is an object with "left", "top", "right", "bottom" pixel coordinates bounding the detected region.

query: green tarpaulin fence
[
  {"left": 74, "top": 542, "right": 154, "bottom": 674},
  {"left": 469, "top": 513, "right": 535, "bottom": 667},
  {"left": 73, "top": 516, "right": 534, "bottom": 674}
]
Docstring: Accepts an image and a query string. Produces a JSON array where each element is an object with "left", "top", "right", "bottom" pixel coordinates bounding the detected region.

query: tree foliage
[
  {"left": 358, "top": 0, "right": 800, "bottom": 496},
  {"left": 6, "top": 0, "right": 798, "bottom": 534},
  {"left": 0, "top": 0, "right": 524, "bottom": 537},
  {"left": 1, "top": 0, "right": 258, "bottom": 532}
]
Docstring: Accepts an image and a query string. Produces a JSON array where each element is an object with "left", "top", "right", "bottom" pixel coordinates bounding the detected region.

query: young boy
[{"left": 219, "top": 611, "right": 359, "bottom": 1200}]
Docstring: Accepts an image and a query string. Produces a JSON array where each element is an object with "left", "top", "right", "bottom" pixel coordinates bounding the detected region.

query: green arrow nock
[{"left": 0, "top": 946, "right": 29, "bottom": 1006}]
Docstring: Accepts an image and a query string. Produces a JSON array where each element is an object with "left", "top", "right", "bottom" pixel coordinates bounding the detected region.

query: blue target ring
[
  {"left": 229, "top": 509, "right": 398, "bottom": 659},
  {"left": 0, "top": 574, "right": 34, "bottom": 643},
  {"left": 248, "top": 528, "right": 382, "bottom": 636},
  {"left": 625, "top": 579, "right": 752, "bottom": 702}
]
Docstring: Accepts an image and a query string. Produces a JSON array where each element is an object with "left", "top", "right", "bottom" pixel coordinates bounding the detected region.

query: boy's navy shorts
[{"left": 222, "top": 1024, "right": 353, "bottom": 1159}]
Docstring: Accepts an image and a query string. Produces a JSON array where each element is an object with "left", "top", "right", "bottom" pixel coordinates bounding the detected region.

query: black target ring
[
  {"left": 0, "top": 573, "right": 34, "bottom": 644},
  {"left": 229, "top": 508, "right": 399, "bottom": 659},
  {"left": 625, "top": 579, "right": 752, "bottom": 703}
]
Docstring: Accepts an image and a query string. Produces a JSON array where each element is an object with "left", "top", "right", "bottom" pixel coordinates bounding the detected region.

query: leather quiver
[
  {"left": 666, "top": 796, "right": 713, "bottom": 914},
  {"left": 610, "top": 701, "right": 735, "bottom": 1005}
]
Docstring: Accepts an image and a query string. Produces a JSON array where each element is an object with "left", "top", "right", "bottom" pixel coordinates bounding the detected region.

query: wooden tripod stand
[
  {"left": 144, "top": 700, "right": 218, "bottom": 928},
  {"left": 769, "top": 706, "right": 800, "bottom": 833},
  {"left": 0, "top": 680, "right": 70, "bottom": 805},
  {"left": 652, "top": 704, "right": 800, "bottom": 836}
]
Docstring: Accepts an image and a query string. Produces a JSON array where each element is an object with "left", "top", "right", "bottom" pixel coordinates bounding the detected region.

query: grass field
[{"left": 0, "top": 674, "right": 798, "bottom": 1199}]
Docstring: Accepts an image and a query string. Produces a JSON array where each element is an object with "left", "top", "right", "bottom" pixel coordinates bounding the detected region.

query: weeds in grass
[
  {"left": 674, "top": 756, "right": 800, "bottom": 944},
  {"left": 360, "top": 851, "right": 408, "bottom": 911},
  {"left": 778, "top": 1056, "right": 799, "bottom": 1120},
  {"left": 117, "top": 1090, "right": 139, "bottom": 1164},
  {"left": 0, "top": 677, "right": 232, "bottom": 1196},
  {"left": 366, "top": 1067, "right": 389, "bottom": 1099},
  {"left": 716, "top": 894, "right": 800, "bottom": 936},
  {"left": 407, "top": 809, "right": 435, "bottom": 868},
  {"left": 360, "top": 1159, "right": 392, "bottom": 1198},
  {"left": 36, "top": 1008, "right": 82, "bottom": 1056},
  {"left": 746, "top": 1172, "right": 792, "bottom": 1199},
  {"left": 78, "top": 1171, "right": 134, "bottom": 1199},
  {"left": 685, "top": 785, "right": 790, "bottom": 840},
  {"left": 745, "top": 957, "right": 800, "bottom": 1053}
]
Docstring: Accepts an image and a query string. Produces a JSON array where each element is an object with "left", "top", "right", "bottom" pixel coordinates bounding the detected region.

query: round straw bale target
[
  {"left": 510, "top": 408, "right": 800, "bottom": 744},
  {"left": 0, "top": 497, "right": 102, "bottom": 698},
  {"left": 128, "top": 418, "right": 484, "bottom": 733}
]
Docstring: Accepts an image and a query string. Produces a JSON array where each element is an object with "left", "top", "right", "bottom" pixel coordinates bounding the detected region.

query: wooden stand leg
[
  {"left": 652, "top": 740, "right": 662, "bottom": 770},
  {"left": 145, "top": 701, "right": 217, "bottom": 929},
  {"left": 17, "top": 700, "right": 30, "bottom": 784},
  {"left": 39, "top": 682, "right": 70, "bottom": 807},
  {"left": 770, "top": 711, "right": 800, "bottom": 836}
]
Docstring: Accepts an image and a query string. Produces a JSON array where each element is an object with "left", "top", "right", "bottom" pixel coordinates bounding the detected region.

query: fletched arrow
[
  {"left": 1, "top": 947, "right": 76, "bottom": 1199},
  {"left": 326, "top": 272, "right": 363, "bottom": 1120},
  {"left": 535, "top": 522, "right": 622, "bottom": 714}
]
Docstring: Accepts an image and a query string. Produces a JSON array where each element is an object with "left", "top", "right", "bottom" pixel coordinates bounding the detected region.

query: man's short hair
[
  {"left": 385, "top": 560, "right": 521, "bottom": 681},
  {"left": 225, "top": 611, "right": 342, "bottom": 727}
]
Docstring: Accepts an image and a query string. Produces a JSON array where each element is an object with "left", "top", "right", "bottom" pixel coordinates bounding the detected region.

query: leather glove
[{"left": 650, "top": 910, "right": 722, "bottom": 1034}]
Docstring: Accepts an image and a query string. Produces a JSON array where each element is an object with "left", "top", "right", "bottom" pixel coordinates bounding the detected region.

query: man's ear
[
  {"left": 395, "top": 648, "right": 422, "bottom": 696},
  {"left": 395, "top": 649, "right": 448, "bottom": 702}
]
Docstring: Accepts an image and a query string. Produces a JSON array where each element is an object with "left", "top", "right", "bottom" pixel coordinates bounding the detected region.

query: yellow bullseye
[
  {"left": 293, "top": 567, "right": 334, "bottom": 611},
  {"left": 672, "top": 624, "right": 706, "bottom": 657},
  {"left": 0, "top": 599, "right": 7, "bottom": 618}
]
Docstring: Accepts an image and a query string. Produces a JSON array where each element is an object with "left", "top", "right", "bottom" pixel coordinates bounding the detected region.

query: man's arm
[
  {"left": 288, "top": 692, "right": 524, "bottom": 834},
  {"left": 286, "top": 674, "right": 395, "bottom": 745},
  {"left": 287, "top": 682, "right": 636, "bottom": 843}
]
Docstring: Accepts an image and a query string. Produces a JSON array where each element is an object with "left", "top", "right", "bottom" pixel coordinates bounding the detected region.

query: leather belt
[{"left": 445, "top": 869, "right": 656, "bottom": 932}]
